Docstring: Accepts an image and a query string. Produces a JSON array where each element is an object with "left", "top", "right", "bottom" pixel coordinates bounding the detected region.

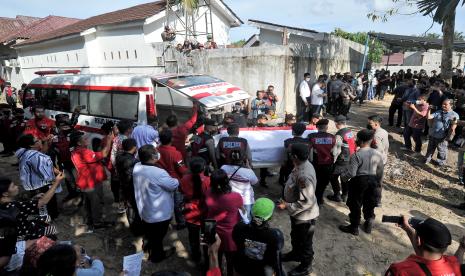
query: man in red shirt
[
  {"left": 70, "top": 130, "right": 113, "bottom": 231},
  {"left": 386, "top": 215, "right": 461, "bottom": 276},
  {"left": 166, "top": 102, "right": 199, "bottom": 162},
  {"left": 157, "top": 129, "right": 188, "bottom": 230},
  {"left": 24, "top": 105, "right": 55, "bottom": 142}
]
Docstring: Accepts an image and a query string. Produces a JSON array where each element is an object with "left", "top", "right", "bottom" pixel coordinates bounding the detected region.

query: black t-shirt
[{"left": 232, "top": 222, "right": 284, "bottom": 276}]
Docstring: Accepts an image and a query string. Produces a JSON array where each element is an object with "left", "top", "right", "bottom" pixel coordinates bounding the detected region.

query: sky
[{"left": 1, "top": 0, "right": 465, "bottom": 42}]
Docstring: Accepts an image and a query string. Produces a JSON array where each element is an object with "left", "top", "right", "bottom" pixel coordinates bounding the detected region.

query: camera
[
  {"left": 382, "top": 215, "right": 422, "bottom": 228},
  {"left": 202, "top": 219, "right": 217, "bottom": 245}
]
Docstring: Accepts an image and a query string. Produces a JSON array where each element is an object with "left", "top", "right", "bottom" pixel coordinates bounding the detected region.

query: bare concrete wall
[{"left": 159, "top": 35, "right": 364, "bottom": 113}]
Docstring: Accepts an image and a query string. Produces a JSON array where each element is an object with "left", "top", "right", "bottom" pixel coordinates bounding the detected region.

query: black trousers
[
  {"left": 314, "top": 164, "right": 333, "bottom": 203},
  {"left": 187, "top": 223, "right": 201, "bottom": 262},
  {"left": 62, "top": 161, "right": 78, "bottom": 196},
  {"left": 29, "top": 185, "right": 59, "bottom": 220},
  {"left": 330, "top": 174, "right": 348, "bottom": 197},
  {"left": 290, "top": 217, "right": 315, "bottom": 268},
  {"left": 110, "top": 171, "right": 121, "bottom": 203},
  {"left": 339, "top": 102, "right": 351, "bottom": 117},
  {"left": 143, "top": 219, "right": 171, "bottom": 262},
  {"left": 347, "top": 175, "right": 378, "bottom": 226},
  {"left": 388, "top": 103, "right": 403, "bottom": 127}
]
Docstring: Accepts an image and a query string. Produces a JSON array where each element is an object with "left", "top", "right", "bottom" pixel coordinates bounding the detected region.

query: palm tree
[{"left": 417, "top": 0, "right": 465, "bottom": 83}]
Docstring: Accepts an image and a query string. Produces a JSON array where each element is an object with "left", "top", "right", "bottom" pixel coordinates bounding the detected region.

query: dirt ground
[{"left": 2, "top": 95, "right": 465, "bottom": 276}]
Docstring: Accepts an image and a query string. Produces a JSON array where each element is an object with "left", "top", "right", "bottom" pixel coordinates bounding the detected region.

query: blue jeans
[
  {"left": 368, "top": 85, "right": 376, "bottom": 100},
  {"left": 243, "top": 204, "right": 252, "bottom": 223}
]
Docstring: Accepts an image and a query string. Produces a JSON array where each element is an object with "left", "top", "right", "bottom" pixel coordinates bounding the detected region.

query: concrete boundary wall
[{"left": 158, "top": 35, "right": 364, "bottom": 113}]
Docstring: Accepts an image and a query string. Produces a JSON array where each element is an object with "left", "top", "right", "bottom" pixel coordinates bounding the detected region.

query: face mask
[
  {"left": 305, "top": 78, "right": 310, "bottom": 82},
  {"left": 366, "top": 124, "right": 373, "bottom": 130}
]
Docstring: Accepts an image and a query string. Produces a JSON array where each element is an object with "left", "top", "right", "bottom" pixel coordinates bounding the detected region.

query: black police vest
[
  {"left": 284, "top": 137, "right": 308, "bottom": 166},
  {"left": 191, "top": 132, "right": 213, "bottom": 164},
  {"left": 335, "top": 128, "right": 356, "bottom": 165},
  {"left": 218, "top": 136, "right": 248, "bottom": 165}
]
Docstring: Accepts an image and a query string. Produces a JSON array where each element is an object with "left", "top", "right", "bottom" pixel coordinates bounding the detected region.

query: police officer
[
  {"left": 216, "top": 123, "right": 251, "bottom": 167},
  {"left": 191, "top": 119, "right": 218, "bottom": 171},
  {"left": 339, "top": 129, "right": 384, "bottom": 236},
  {"left": 279, "top": 122, "right": 308, "bottom": 187},
  {"left": 307, "top": 119, "right": 336, "bottom": 205},
  {"left": 328, "top": 115, "right": 356, "bottom": 203}
]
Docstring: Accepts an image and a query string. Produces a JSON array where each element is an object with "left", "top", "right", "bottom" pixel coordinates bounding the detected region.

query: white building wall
[
  {"left": 260, "top": 29, "right": 283, "bottom": 45},
  {"left": 16, "top": 37, "right": 87, "bottom": 85},
  {"left": 144, "top": 6, "right": 231, "bottom": 46}
]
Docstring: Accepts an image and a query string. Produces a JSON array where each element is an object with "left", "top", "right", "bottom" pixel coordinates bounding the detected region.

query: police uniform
[
  {"left": 191, "top": 120, "right": 218, "bottom": 170},
  {"left": 307, "top": 120, "right": 336, "bottom": 205},
  {"left": 340, "top": 146, "right": 384, "bottom": 234},
  {"left": 329, "top": 119, "right": 356, "bottom": 202},
  {"left": 279, "top": 136, "right": 308, "bottom": 186},
  {"left": 217, "top": 135, "right": 251, "bottom": 167}
]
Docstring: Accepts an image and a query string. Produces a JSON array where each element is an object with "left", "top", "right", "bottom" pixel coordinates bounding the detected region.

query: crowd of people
[{"left": 1, "top": 67, "right": 465, "bottom": 276}]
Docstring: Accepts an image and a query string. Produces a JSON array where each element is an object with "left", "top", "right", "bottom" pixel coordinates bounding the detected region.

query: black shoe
[
  {"left": 281, "top": 252, "right": 299, "bottom": 262},
  {"left": 339, "top": 224, "right": 359, "bottom": 236},
  {"left": 363, "top": 219, "right": 374, "bottom": 234},
  {"left": 288, "top": 264, "right": 313, "bottom": 276},
  {"left": 327, "top": 194, "right": 342, "bottom": 202},
  {"left": 150, "top": 247, "right": 176, "bottom": 263}
]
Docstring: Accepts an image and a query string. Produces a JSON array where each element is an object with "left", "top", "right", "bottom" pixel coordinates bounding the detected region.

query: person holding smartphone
[{"left": 386, "top": 216, "right": 460, "bottom": 276}]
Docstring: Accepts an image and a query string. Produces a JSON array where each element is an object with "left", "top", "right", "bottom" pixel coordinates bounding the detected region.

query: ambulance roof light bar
[{"left": 34, "top": 70, "right": 81, "bottom": 76}]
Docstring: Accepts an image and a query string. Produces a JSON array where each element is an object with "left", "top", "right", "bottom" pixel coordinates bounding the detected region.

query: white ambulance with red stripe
[{"left": 23, "top": 71, "right": 250, "bottom": 144}]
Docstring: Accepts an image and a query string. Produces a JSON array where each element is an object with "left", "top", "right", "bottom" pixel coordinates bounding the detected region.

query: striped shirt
[{"left": 15, "top": 148, "right": 55, "bottom": 191}]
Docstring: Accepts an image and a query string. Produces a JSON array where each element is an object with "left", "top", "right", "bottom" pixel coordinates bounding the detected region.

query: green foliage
[
  {"left": 422, "top": 33, "right": 441, "bottom": 39},
  {"left": 332, "top": 28, "right": 384, "bottom": 63},
  {"left": 231, "top": 39, "right": 246, "bottom": 47},
  {"left": 417, "top": 0, "right": 464, "bottom": 24},
  {"left": 455, "top": 31, "right": 465, "bottom": 41}
]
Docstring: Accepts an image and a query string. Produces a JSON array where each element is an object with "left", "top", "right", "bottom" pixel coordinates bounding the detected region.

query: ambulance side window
[
  {"left": 154, "top": 83, "right": 172, "bottom": 105},
  {"left": 112, "top": 92, "right": 139, "bottom": 120},
  {"left": 89, "top": 91, "right": 111, "bottom": 117},
  {"left": 78, "top": 91, "right": 89, "bottom": 114}
]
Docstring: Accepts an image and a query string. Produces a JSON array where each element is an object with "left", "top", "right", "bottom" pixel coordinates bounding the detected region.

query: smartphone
[{"left": 202, "top": 219, "right": 217, "bottom": 245}]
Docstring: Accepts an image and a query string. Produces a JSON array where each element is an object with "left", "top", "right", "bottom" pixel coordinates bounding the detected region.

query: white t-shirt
[
  {"left": 221, "top": 165, "right": 258, "bottom": 205},
  {"left": 357, "top": 77, "right": 364, "bottom": 90},
  {"left": 299, "top": 80, "right": 311, "bottom": 103},
  {"left": 311, "top": 84, "right": 325, "bottom": 106}
]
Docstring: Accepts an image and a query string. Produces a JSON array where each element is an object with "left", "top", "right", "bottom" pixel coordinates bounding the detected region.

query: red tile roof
[
  {"left": 382, "top": 53, "right": 404, "bottom": 65},
  {"left": 0, "top": 15, "right": 41, "bottom": 41},
  {"left": 2, "top": 16, "right": 81, "bottom": 44},
  {"left": 17, "top": 0, "right": 166, "bottom": 46}
]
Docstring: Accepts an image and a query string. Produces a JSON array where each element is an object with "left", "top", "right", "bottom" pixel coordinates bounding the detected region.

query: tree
[
  {"left": 369, "top": 0, "right": 465, "bottom": 84},
  {"left": 455, "top": 31, "right": 465, "bottom": 41},
  {"left": 332, "top": 28, "right": 385, "bottom": 63},
  {"left": 231, "top": 39, "right": 246, "bottom": 47},
  {"left": 422, "top": 33, "right": 441, "bottom": 39}
]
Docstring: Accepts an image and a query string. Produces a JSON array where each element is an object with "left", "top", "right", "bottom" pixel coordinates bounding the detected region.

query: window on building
[
  {"left": 89, "top": 91, "right": 112, "bottom": 117},
  {"left": 104, "top": 52, "right": 106, "bottom": 61},
  {"left": 118, "top": 51, "right": 121, "bottom": 60},
  {"left": 67, "top": 54, "right": 70, "bottom": 62},
  {"left": 134, "top": 50, "right": 138, "bottom": 59},
  {"left": 76, "top": 53, "right": 79, "bottom": 62},
  {"left": 47, "top": 56, "right": 49, "bottom": 62},
  {"left": 126, "top": 50, "right": 129, "bottom": 59},
  {"left": 54, "top": 55, "right": 57, "bottom": 62},
  {"left": 111, "top": 52, "right": 114, "bottom": 60},
  {"left": 112, "top": 93, "right": 139, "bottom": 120}
]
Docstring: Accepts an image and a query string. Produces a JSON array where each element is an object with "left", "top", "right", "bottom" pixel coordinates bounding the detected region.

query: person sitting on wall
[
  {"left": 205, "top": 35, "right": 218, "bottom": 49},
  {"left": 161, "top": 25, "right": 176, "bottom": 42}
]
